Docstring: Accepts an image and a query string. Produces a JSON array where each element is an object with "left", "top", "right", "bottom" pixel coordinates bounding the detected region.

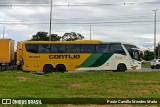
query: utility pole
[
  {"left": 158, "top": 43, "right": 160, "bottom": 59},
  {"left": 2, "top": 26, "right": 5, "bottom": 39},
  {"left": 90, "top": 25, "right": 92, "bottom": 40},
  {"left": 49, "top": 0, "right": 53, "bottom": 41},
  {"left": 153, "top": 10, "right": 157, "bottom": 59}
]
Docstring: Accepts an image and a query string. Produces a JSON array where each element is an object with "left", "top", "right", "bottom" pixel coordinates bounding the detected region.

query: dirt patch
[
  {"left": 129, "top": 80, "right": 144, "bottom": 83},
  {"left": 137, "top": 90, "right": 151, "bottom": 94},
  {"left": 16, "top": 76, "right": 30, "bottom": 81},
  {"left": 149, "top": 85, "right": 160, "bottom": 89},
  {"left": 130, "top": 80, "right": 160, "bottom": 84},
  {"left": 69, "top": 83, "right": 92, "bottom": 88},
  {"left": 70, "top": 84, "right": 81, "bottom": 88}
]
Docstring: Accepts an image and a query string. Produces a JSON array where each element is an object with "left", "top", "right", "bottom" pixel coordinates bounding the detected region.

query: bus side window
[
  {"left": 38, "top": 44, "right": 50, "bottom": 53},
  {"left": 25, "top": 44, "right": 38, "bottom": 53},
  {"left": 81, "top": 45, "right": 95, "bottom": 53},
  {"left": 88, "top": 45, "right": 95, "bottom": 53},
  {"left": 51, "top": 45, "right": 65, "bottom": 53},
  {"left": 81, "top": 45, "right": 88, "bottom": 53},
  {"left": 73, "top": 45, "right": 80, "bottom": 52},
  {"left": 110, "top": 44, "right": 126, "bottom": 55},
  {"left": 66, "top": 45, "right": 80, "bottom": 53},
  {"left": 96, "top": 44, "right": 109, "bottom": 53}
]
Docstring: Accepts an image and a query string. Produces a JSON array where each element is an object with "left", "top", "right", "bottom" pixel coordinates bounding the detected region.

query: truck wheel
[
  {"left": 43, "top": 64, "right": 54, "bottom": 73},
  {"left": 56, "top": 64, "right": 66, "bottom": 73},
  {"left": 150, "top": 66, "right": 154, "bottom": 69},
  {"left": 156, "top": 65, "right": 160, "bottom": 69},
  {"left": 117, "top": 64, "right": 126, "bottom": 72}
]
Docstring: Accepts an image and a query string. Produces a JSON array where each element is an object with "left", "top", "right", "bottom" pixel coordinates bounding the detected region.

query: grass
[
  {"left": 0, "top": 71, "right": 160, "bottom": 107},
  {"left": 142, "top": 62, "right": 150, "bottom": 68},
  {"left": 0, "top": 71, "right": 160, "bottom": 98}
]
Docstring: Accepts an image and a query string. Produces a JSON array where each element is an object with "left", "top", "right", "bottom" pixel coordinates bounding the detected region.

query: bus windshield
[
  {"left": 123, "top": 44, "right": 141, "bottom": 61},
  {"left": 132, "top": 50, "right": 141, "bottom": 61}
]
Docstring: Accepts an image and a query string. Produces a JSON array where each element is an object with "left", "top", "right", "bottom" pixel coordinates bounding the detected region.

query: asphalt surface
[
  {"left": 128, "top": 67, "right": 160, "bottom": 72},
  {"left": 67, "top": 67, "right": 160, "bottom": 73},
  {"left": 0, "top": 66, "right": 160, "bottom": 72}
]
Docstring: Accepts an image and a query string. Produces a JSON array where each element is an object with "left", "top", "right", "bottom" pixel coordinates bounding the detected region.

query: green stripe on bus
[
  {"left": 78, "top": 54, "right": 102, "bottom": 67},
  {"left": 89, "top": 53, "right": 113, "bottom": 67},
  {"left": 79, "top": 53, "right": 113, "bottom": 67}
]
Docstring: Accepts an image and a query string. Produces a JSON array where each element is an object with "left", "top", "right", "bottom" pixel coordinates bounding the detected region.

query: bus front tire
[
  {"left": 56, "top": 64, "right": 66, "bottom": 73},
  {"left": 43, "top": 64, "right": 54, "bottom": 73},
  {"left": 117, "top": 64, "right": 126, "bottom": 72}
]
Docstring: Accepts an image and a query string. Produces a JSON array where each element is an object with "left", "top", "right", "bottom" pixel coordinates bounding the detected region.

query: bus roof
[
  {"left": 22, "top": 40, "right": 102, "bottom": 44},
  {"left": 21, "top": 40, "right": 138, "bottom": 47}
]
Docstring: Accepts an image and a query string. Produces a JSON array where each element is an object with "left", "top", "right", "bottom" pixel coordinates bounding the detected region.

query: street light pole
[
  {"left": 2, "top": 26, "right": 5, "bottom": 39},
  {"left": 158, "top": 42, "right": 160, "bottom": 58},
  {"left": 90, "top": 25, "right": 92, "bottom": 40},
  {"left": 49, "top": 0, "right": 53, "bottom": 41},
  {"left": 153, "top": 10, "right": 157, "bottom": 59}
]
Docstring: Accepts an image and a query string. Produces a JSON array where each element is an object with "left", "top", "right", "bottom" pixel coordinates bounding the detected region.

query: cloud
[
  {"left": 27, "top": 33, "right": 36, "bottom": 39},
  {"left": 0, "top": 0, "right": 159, "bottom": 50},
  {"left": 0, "top": 33, "right": 11, "bottom": 39}
]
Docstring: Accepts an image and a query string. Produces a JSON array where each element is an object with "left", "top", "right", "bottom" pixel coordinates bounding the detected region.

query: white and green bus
[{"left": 19, "top": 40, "right": 142, "bottom": 73}]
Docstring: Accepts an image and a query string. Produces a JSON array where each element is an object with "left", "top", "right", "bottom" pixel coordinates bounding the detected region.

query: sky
[{"left": 0, "top": 0, "right": 160, "bottom": 50}]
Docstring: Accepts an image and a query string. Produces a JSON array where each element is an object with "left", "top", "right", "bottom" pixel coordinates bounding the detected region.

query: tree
[
  {"left": 30, "top": 31, "right": 61, "bottom": 41},
  {"left": 30, "top": 31, "right": 84, "bottom": 41},
  {"left": 155, "top": 43, "right": 160, "bottom": 59},
  {"left": 142, "top": 50, "right": 154, "bottom": 61},
  {"left": 31, "top": 31, "right": 48, "bottom": 41},
  {"left": 62, "top": 32, "right": 84, "bottom": 41},
  {"left": 50, "top": 34, "right": 61, "bottom": 41}
]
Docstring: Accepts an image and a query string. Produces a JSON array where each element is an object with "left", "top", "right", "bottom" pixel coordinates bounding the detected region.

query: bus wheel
[
  {"left": 117, "top": 64, "right": 126, "bottom": 72},
  {"left": 56, "top": 64, "right": 66, "bottom": 73},
  {"left": 43, "top": 64, "right": 54, "bottom": 73}
]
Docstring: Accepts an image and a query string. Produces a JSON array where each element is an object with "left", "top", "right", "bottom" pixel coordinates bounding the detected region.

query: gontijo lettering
[{"left": 49, "top": 55, "right": 80, "bottom": 59}]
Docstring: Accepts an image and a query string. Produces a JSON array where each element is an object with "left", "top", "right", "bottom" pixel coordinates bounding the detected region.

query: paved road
[
  {"left": 0, "top": 65, "right": 160, "bottom": 72},
  {"left": 128, "top": 67, "right": 160, "bottom": 72},
  {"left": 67, "top": 67, "right": 160, "bottom": 73}
]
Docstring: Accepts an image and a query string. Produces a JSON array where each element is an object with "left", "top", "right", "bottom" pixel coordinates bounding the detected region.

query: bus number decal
[
  {"left": 49, "top": 55, "right": 80, "bottom": 59},
  {"left": 29, "top": 56, "right": 40, "bottom": 58}
]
